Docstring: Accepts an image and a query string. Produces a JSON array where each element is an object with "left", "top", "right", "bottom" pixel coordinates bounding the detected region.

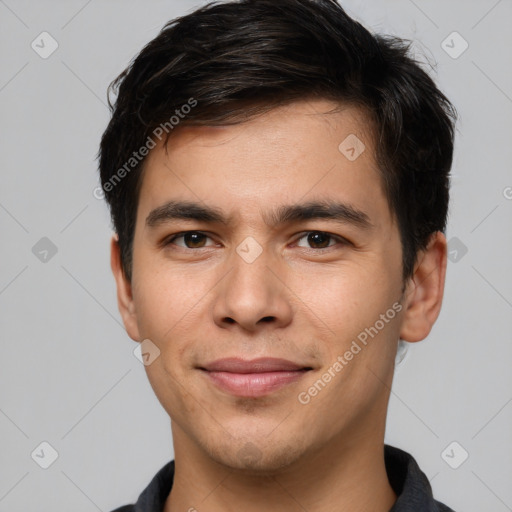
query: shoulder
[
  {"left": 107, "top": 460, "right": 175, "bottom": 512},
  {"left": 384, "top": 444, "right": 457, "bottom": 511},
  {"left": 436, "top": 502, "right": 456, "bottom": 512}
]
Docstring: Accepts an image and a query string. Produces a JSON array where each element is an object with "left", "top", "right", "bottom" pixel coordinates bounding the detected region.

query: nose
[{"left": 212, "top": 247, "right": 293, "bottom": 332}]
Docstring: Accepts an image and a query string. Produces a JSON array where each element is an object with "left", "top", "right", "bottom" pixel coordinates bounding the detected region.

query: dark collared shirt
[{"left": 110, "top": 444, "right": 456, "bottom": 511}]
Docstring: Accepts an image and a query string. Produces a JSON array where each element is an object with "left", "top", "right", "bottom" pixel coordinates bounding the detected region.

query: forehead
[
  {"left": 135, "top": 99, "right": 390, "bottom": 229},
  {"left": 159, "top": 99, "right": 375, "bottom": 159}
]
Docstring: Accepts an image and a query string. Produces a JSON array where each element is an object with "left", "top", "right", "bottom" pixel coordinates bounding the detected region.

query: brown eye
[
  {"left": 167, "top": 231, "right": 214, "bottom": 248},
  {"left": 295, "top": 231, "right": 344, "bottom": 249}
]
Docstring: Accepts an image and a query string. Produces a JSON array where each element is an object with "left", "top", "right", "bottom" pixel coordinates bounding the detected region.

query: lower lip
[{"left": 203, "top": 370, "right": 308, "bottom": 397}]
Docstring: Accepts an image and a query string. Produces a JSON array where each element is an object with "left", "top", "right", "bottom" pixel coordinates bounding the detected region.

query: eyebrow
[{"left": 145, "top": 199, "right": 373, "bottom": 231}]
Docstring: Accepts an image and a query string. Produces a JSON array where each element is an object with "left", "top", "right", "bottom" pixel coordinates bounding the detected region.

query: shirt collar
[{"left": 385, "top": 444, "right": 454, "bottom": 511}]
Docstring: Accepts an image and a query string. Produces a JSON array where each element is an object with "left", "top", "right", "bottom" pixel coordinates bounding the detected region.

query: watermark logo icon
[
  {"left": 338, "top": 134, "right": 365, "bottom": 161},
  {"left": 31, "top": 32, "right": 59, "bottom": 59},
  {"left": 32, "top": 237, "right": 58, "bottom": 263},
  {"left": 236, "top": 236, "right": 263, "bottom": 264},
  {"left": 237, "top": 442, "right": 262, "bottom": 465},
  {"left": 447, "top": 236, "right": 468, "bottom": 263},
  {"left": 441, "top": 441, "right": 469, "bottom": 469},
  {"left": 441, "top": 32, "right": 468, "bottom": 59},
  {"left": 31, "top": 441, "right": 59, "bottom": 469},
  {"left": 133, "top": 339, "right": 161, "bottom": 366}
]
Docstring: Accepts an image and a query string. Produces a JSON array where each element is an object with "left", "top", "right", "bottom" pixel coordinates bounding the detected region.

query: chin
[{"left": 208, "top": 437, "right": 305, "bottom": 474}]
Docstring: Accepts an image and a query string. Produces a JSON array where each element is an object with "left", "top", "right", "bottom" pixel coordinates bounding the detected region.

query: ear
[
  {"left": 399, "top": 231, "right": 447, "bottom": 343},
  {"left": 110, "top": 234, "right": 141, "bottom": 342}
]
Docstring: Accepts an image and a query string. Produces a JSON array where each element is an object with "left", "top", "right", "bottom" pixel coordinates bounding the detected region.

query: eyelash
[{"left": 164, "top": 230, "right": 349, "bottom": 250}]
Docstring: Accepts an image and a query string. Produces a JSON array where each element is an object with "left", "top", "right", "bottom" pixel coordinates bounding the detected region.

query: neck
[{"left": 164, "top": 423, "right": 396, "bottom": 512}]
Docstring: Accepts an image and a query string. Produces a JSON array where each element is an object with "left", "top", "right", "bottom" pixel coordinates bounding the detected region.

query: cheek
[
  {"left": 287, "top": 261, "right": 403, "bottom": 396},
  {"left": 289, "top": 261, "right": 393, "bottom": 330},
  {"left": 132, "top": 259, "right": 207, "bottom": 340},
  {"left": 143, "top": 355, "right": 198, "bottom": 429}
]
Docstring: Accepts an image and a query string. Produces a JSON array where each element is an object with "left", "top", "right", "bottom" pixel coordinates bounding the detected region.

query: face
[{"left": 112, "top": 99, "right": 441, "bottom": 473}]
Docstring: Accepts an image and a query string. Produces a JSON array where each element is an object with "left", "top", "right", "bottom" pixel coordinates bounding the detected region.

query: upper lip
[{"left": 200, "top": 357, "right": 310, "bottom": 374}]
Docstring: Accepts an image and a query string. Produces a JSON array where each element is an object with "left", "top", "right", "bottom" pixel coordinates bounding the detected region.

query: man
[{"left": 98, "top": 0, "right": 457, "bottom": 510}]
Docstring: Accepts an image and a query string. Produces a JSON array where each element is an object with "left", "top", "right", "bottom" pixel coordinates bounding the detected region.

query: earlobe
[
  {"left": 399, "top": 231, "right": 447, "bottom": 343},
  {"left": 110, "top": 235, "right": 141, "bottom": 342}
]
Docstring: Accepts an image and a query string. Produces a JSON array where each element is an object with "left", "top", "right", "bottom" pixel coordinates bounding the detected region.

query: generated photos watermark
[
  {"left": 93, "top": 97, "right": 198, "bottom": 200},
  {"left": 297, "top": 301, "right": 403, "bottom": 405}
]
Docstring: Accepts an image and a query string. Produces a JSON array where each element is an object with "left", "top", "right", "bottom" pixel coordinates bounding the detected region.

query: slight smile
[{"left": 199, "top": 357, "right": 313, "bottom": 398}]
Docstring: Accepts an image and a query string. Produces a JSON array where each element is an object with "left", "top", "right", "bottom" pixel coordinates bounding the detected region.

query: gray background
[{"left": 1, "top": 0, "right": 511, "bottom": 510}]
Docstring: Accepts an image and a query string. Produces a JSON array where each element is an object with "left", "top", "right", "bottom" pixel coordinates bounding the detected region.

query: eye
[
  {"left": 164, "top": 230, "right": 349, "bottom": 251},
  {"left": 165, "top": 231, "right": 216, "bottom": 249},
  {"left": 295, "top": 231, "right": 347, "bottom": 249}
]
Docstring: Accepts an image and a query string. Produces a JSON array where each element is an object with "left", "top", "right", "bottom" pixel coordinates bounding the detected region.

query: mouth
[{"left": 199, "top": 357, "right": 313, "bottom": 398}]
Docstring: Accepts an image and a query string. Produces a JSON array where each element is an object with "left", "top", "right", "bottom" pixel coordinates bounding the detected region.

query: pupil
[
  {"left": 309, "top": 232, "right": 329, "bottom": 248},
  {"left": 186, "top": 233, "right": 204, "bottom": 248}
]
